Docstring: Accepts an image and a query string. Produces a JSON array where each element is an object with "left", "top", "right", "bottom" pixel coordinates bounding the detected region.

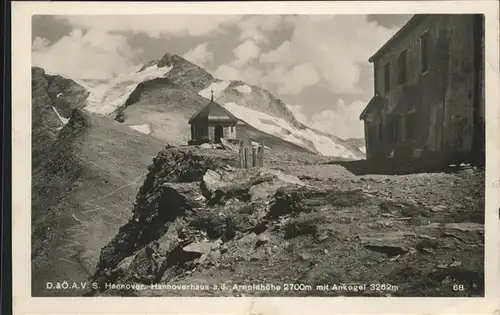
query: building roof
[
  {"left": 368, "top": 14, "right": 430, "bottom": 63},
  {"left": 188, "top": 100, "right": 239, "bottom": 124},
  {"left": 359, "top": 95, "right": 385, "bottom": 120}
]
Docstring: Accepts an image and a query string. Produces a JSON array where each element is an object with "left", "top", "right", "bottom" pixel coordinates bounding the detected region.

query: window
[
  {"left": 397, "top": 49, "right": 408, "bottom": 85},
  {"left": 384, "top": 62, "right": 391, "bottom": 95},
  {"left": 420, "top": 32, "right": 429, "bottom": 73}
]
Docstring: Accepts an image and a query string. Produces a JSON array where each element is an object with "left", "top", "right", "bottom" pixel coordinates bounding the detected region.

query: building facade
[
  {"left": 360, "top": 14, "right": 485, "bottom": 166},
  {"left": 188, "top": 95, "right": 238, "bottom": 145}
]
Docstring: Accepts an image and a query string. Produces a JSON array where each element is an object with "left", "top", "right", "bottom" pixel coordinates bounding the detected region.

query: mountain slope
[
  {"left": 31, "top": 53, "right": 364, "bottom": 293},
  {"left": 112, "top": 75, "right": 312, "bottom": 153},
  {"left": 346, "top": 137, "right": 367, "bottom": 154},
  {"left": 88, "top": 145, "right": 485, "bottom": 298},
  {"left": 31, "top": 68, "right": 165, "bottom": 296},
  {"left": 77, "top": 53, "right": 364, "bottom": 159}
]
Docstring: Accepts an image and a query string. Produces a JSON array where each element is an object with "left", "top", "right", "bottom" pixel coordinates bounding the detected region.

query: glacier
[
  {"left": 223, "top": 102, "right": 357, "bottom": 159},
  {"left": 129, "top": 124, "right": 152, "bottom": 135},
  {"left": 82, "top": 65, "right": 173, "bottom": 115},
  {"left": 198, "top": 81, "right": 231, "bottom": 100}
]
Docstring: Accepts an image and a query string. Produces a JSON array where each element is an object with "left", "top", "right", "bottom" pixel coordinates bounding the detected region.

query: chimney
[{"left": 210, "top": 90, "right": 214, "bottom": 102}]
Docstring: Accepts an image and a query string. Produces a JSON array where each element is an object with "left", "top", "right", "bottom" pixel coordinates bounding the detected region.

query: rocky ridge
[{"left": 88, "top": 145, "right": 484, "bottom": 297}]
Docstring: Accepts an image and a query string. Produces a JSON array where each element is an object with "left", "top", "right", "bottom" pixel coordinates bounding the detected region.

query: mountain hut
[{"left": 188, "top": 90, "right": 239, "bottom": 145}]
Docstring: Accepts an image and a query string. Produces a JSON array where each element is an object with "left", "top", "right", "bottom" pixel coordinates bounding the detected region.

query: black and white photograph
[{"left": 18, "top": 1, "right": 497, "bottom": 306}]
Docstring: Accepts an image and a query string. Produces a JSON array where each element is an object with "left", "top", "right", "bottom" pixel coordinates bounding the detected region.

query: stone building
[
  {"left": 188, "top": 91, "right": 238, "bottom": 145},
  {"left": 360, "top": 14, "right": 485, "bottom": 166}
]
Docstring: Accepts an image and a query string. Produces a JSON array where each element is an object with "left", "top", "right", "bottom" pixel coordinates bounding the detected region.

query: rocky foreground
[{"left": 88, "top": 145, "right": 484, "bottom": 297}]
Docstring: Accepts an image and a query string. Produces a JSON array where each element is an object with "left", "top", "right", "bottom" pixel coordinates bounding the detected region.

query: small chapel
[{"left": 188, "top": 90, "right": 239, "bottom": 145}]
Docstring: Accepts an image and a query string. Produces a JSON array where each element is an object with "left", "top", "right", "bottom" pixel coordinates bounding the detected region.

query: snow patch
[
  {"left": 56, "top": 93, "right": 63, "bottom": 98},
  {"left": 129, "top": 124, "right": 151, "bottom": 135},
  {"left": 199, "top": 81, "right": 231, "bottom": 100},
  {"left": 223, "top": 102, "right": 357, "bottom": 159},
  {"left": 83, "top": 65, "right": 173, "bottom": 115},
  {"left": 303, "top": 129, "right": 356, "bottom": 159},
  {"left": 52, "top": 106, "right": 69, "bottom": 125},
  {"left": 235, "top": 84, "right": 252, "bottom": 94}
]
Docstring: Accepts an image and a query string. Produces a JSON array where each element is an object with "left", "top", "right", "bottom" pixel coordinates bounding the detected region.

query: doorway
[{"left": 214, "top": 125, "right": 224, "bottom": 143}]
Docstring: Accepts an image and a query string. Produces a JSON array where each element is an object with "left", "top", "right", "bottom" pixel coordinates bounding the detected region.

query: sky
[{"left": 32, "top": 14, "right": 411, "bottom": 140}]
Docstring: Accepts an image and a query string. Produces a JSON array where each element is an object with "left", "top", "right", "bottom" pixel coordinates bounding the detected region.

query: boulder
[
  {"left": 378, "top": 200, "right": 431, "bottom": 217},
  {"left": 161, "top": 182, "right": 205, "bottom": 210},
  {"left": 237, "top": 232, "right": 258, "bottom": 246},
  {"left": 431, "top": 205, "right": 448, "bottom": 212},
  {"left": 299, "top": 252, "right": 314, "bottom": 261},
  {"left": 315, "top": 232, "right": 329, "bottom": 242},
  {"left": 202, "top": 169, "right": 224, "bottom": 193},
  {"left": 248, "top": 179, "right": 290, "bottom": 201},
  {"left": 255, "top": 233, "right": 270, "bottom": 248},
  {"left": 201, "top": 168, "right": 252, "bottom": 202},
  {"left": 259, "top": 169, "right": 305, "bottom": 186},
  {"left": 157, "top": 226, "right": 182, "bottom": 254},
  {"left": 417, "top": 222, "right": 484, "bottom": 241},
  {"left": 113, "top": 242, "right": 167, "bottom": 284},
  {"left": 207, "top": 172, "right": 276, "bottom": 205},
  {"left": 247, "top": 169, "right": 305, "bottom": 201},
  {"left": 112, "top": 255, "right": 135, "bottom": 279},
  {"left": 202, "top": 168, "right": 304, "bottom": 204},
  {"left": 269, "top": 186, "right": 367, "bottom": 218},
  {"left": 200, "top": 143, "right": 213, "bottom": 149},
  {"left": 359, "top": 231, "right": 417, "bottom": 257},
  {"left": 208, "top": 249, "right": 222, "bottom": 262},
  {"left": 445, "top": 223, "right": 484, "bottom": 233},
  {"left": 182, "top": 240, "right": 219, "bottom": 255}
]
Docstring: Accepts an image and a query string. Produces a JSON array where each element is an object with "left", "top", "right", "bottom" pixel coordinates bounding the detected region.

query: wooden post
[
  {"left": 239, "top": 140, "right": 244, "bottom": 168},
  {"left": 252, "top": 146, "right": 257, "bottom": 168},
  {"left": 244, "top": 147, "right": 250, "bottom": 169},
  {"left": 258, "top": 142, "right": 264, "bottom": 168}
]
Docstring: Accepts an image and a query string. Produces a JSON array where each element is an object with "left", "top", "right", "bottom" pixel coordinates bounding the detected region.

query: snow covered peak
[
  {"left": 198, "top": 81, "right": 231, "bottom": 101},
  {"left": 60, "top": 50, "right": 363, "bottom": 160},
  {"left": 235, "top": 84, "right": 252, "bottom": 94},
  {"left": 157, "top": 53, "right": 189, "bottom": 68},
  {"left": 83, "top": 65, "right": 173, "bottom": 115},
  {"left": 222, "top": 102, "right": 359, "bottom": 159}
]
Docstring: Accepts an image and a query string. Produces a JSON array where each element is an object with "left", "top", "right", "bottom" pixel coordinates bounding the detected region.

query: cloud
[
  {"left": 32, "top": 37, "right": 50, "bottom": 51},
  {"left": 259, "top": 40, "right": 292, "bottom": 65},
  {"left": 182, "top": 43, "right": 213, "bottom": 67},
  {"left": 278, "top": 63, "right": 320, "bottom": 95},
  {"left": 214, "top": 15, "right": 396, "bottom": 97},
  {"left": 237, "top": 15, "right": 291, "bottom": 44},
  {"left": 57, "top": 15, "right": 242, "bottom": 38},
  {"left": 214, "top": 64, "right": 242, "bottom": 81},
  {"left": 286, "top": 99, "right": 367, "bottom": 139},
  {"left": 309, "top": 99, "right": 367, "bottom": 139},
  {"left": 32, "top": 29, "right": 140, "bottom": 81},
  {"left": 286, "top": 104, "right": 309, "bottom": 125},
  {"left": 259, "top": 15, "right": 397, "bottom": 95},
  {"left": 231, "top": 39, "right": 261, "bottom": 68},
  {"left": 213, "top": 40, "right": 264, "bottom": 83}
]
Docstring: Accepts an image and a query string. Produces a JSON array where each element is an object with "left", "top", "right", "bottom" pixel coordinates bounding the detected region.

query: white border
[{"left": 12, "top": 1, "right": 500, "bottom": 314}]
